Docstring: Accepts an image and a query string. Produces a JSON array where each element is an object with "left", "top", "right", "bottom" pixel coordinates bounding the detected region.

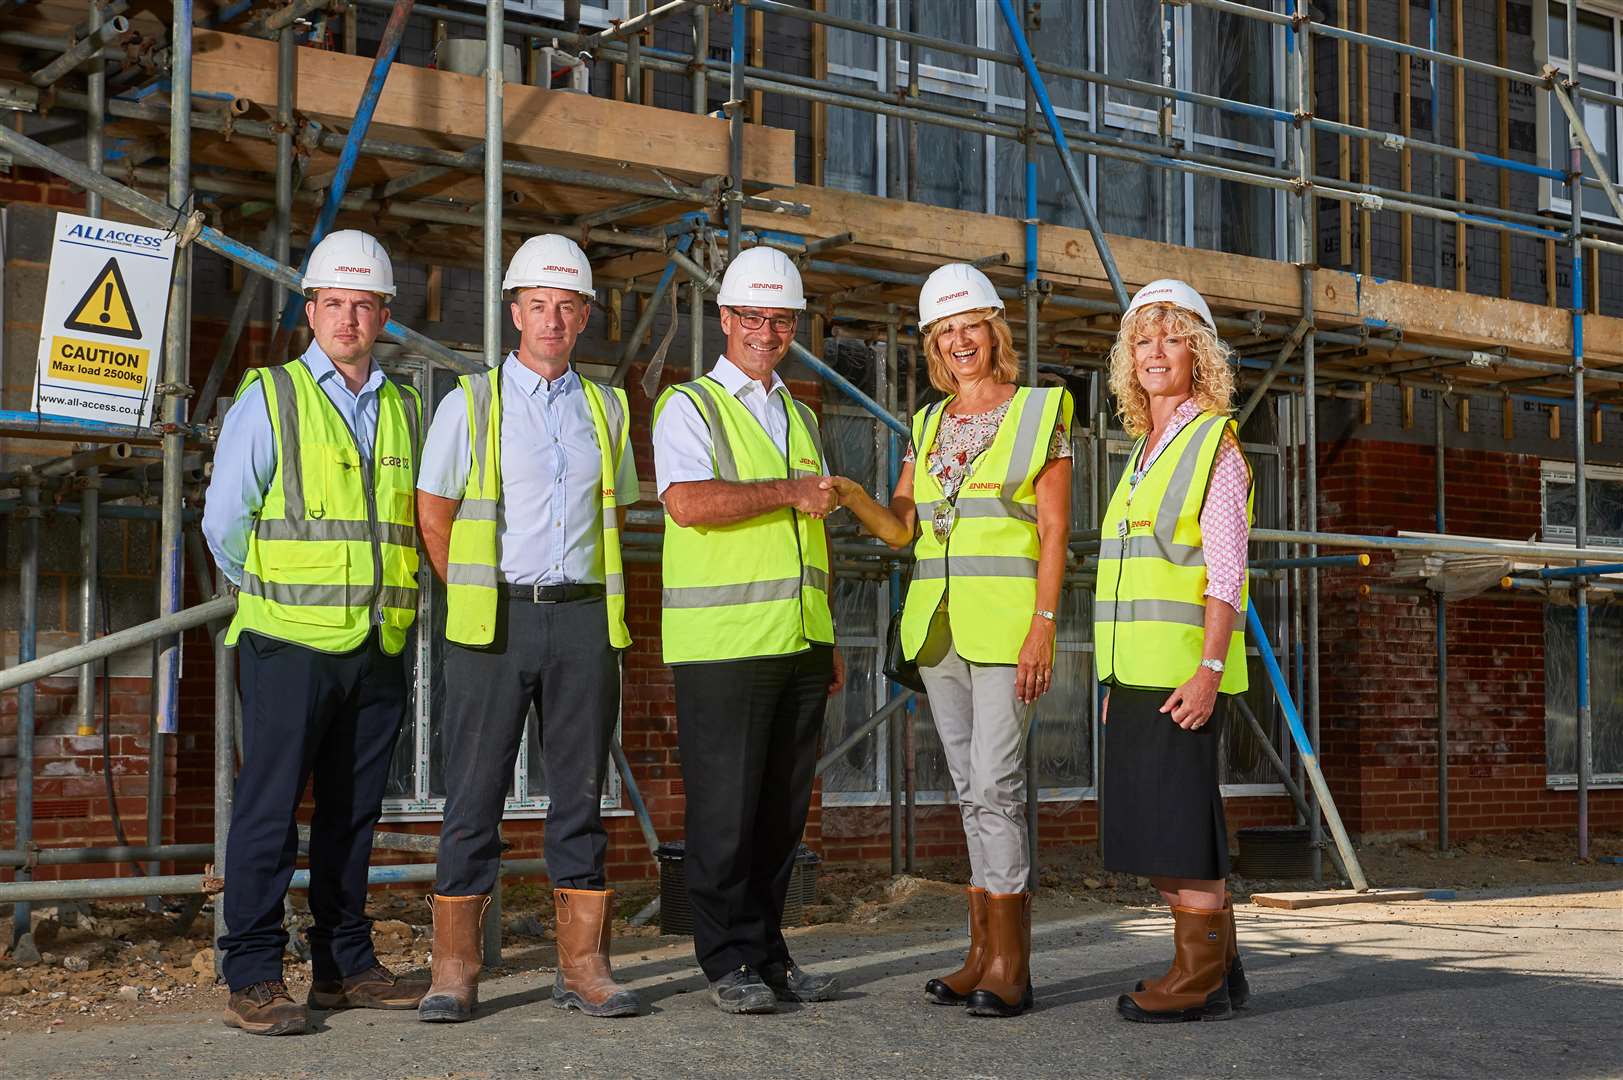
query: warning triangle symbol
[{"left": 64, "top": 257, "right": 142, "bottom": 340}]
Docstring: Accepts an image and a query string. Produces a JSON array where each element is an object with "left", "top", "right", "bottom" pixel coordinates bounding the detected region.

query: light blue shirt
[
  {"left": 417, "top": 354, "right": 638, "bottom": 587},
  {"left": 202, "top": 342, "right": 388, "bottom": 586}
]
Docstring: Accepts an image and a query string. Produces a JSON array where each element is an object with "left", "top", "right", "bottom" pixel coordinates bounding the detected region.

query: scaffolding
[{"left": 0, "top": 0, "right": 1617, "bottom": 954}]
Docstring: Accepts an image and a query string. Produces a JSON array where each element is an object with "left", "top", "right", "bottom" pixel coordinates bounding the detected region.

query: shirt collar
[
  {"left": 300, "top": 340, "right": 383, "bottom": 396},
  {"left": 709, "top": 354, "right": 786, "bottom": 400},
  {"left": 503, "top": 352, "right": 578, "bottom": 398}
]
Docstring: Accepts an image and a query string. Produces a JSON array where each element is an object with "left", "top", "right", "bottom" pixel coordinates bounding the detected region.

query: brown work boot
[
  {"left": 965, "top": 892, "right": 1034, "bottom": 1018},
  {"left": 417, "top": 894, "right": 489, "bottom": 1023},
  {"left": 309, "top": 962, "right": 428, "bottom": 1011},
  {"left": 1137, "top": 890, "right": 1248, "bottom": 1007},
  {"left": 925, "top": 886, "right": 989, "bottom": 1005},
  {"left": 223, "top": 979, "right": 309, "bottom": 1036},
  {"left": 551, "top": 888, "right": 641, "bottom": 1018},
  {"left": 1117, "top": 905, "right": 1233, "bottom": 1023}
]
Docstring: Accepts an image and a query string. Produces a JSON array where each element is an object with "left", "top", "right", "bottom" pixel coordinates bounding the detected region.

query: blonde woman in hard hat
[
  {"left": 1097, "top": 279, "right": 1252, "bottom": 1024},
  {"left": 204, "top": 230, "right": 427, "bottom": 1034},
  {"left": 827, "top": 263, "right": 1073, "bottom": 1019},
  {"left": 414, "top": 235, "right": 642, "bottom": 1023}
]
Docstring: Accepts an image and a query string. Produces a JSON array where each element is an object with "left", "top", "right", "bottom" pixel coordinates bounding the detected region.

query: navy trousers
[
  {"left": 218, "top": 630, "right": 406, "bottom": 991},
  {"left": 674, "top": 646, "right": 832, "bottom": 981},
  {"left": 434, "top": 595, "right": 621, "bottom": 896}
]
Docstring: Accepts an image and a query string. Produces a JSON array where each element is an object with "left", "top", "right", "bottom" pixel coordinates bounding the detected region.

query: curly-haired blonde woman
[
  {"left": 826, "top": 262, "right": 1072, "bottom": 1019},
  {"left": 1096, "top": 279, "right": 1253, "bottom": 1024}
]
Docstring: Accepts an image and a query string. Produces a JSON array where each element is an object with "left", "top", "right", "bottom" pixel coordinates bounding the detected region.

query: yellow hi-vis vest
[
  {"left": 655, "top": 376, "right": 833, "bottom": 664},
  {"left": 899, "top": 385, "right": 1074, "bottom": 665},
  {"left": 227, "top": 358, "right": 422, "bottom": 656},
  {"left": 443, "top": 367, "right": 631, "bottom": 648},
  {"left": 1094, "top": 410, "right": 1252, "bottom": 694}
]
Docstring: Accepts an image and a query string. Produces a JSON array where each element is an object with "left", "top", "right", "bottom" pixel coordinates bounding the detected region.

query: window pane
[
  {"left": 1031, "top": 651, "right": 1094, "bottom": 788},
  {"left": 915, "top": 98, "right": 985, "bottom": 211},
  {"left": 827, "top": 0, "right": 879, "bottom": 72},
  {"left": 1543, "top": 473, "right": 1623, "bottom": 543},
  {"left": 1193, "top": 173, "right": 1275, "bottom": 258},
  {"left": 1097, "top": 154, "right": 1182, "bottom": 242},
  {"left": 901, "top": 0, "right": 978, "bottom": 76},
  {"left": 1578, "top": 74, "right": 1618, "bottom": 217},
  {"left": 1550, "top": 3, "right": 1568, "bottom": 63},
  {"left": 821, "top": 649, "right": 884, "bottom": 793},
  {"left": 1192, "top": 0, "right": 1275, "bottom": 149},
  {"left": 1105, "top": 0, "right": 1162, "bottom": 112},
  {"left": 1578, "top": 8, "right": 1614, "bottom": 71},
  {"left": 992, "top": 137, "right": 1084, "bottom": 228},
  {"left": 825, "top": 102, "right": 879, "bottom": 194},
  {"left": 993, "top": 2, "right": 1087, "bottom": 110},
  {"left": 1546, "top": 603, "right": 1623, "bottom": 775}
]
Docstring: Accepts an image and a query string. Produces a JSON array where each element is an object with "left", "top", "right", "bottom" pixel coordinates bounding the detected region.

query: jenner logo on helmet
[
  {"left": 750, "top": 282, "right": 784, "bottom": 290},
  {"left": 937, "top": 289, "right": 970, "bottom": 303},
  {"left": 542, "top": 264, "right": 579, "bottom": 274},
  {"left": 333, "top": 265, "right": 373, "bottom": 274}
]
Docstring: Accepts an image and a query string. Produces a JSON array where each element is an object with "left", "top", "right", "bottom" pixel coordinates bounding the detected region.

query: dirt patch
[{"left": 1, "top": 829, "right": 1616, "bottom": 1034}]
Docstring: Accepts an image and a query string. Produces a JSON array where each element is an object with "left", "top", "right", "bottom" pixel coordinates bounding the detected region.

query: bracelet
[{"left": 1034, "top": 609, "right": 1056, "bottom": 622}]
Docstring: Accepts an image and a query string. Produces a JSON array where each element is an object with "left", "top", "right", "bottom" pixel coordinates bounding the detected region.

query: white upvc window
[{"left": 1536, "top": 1, "right": 1623, "bottom": 224}]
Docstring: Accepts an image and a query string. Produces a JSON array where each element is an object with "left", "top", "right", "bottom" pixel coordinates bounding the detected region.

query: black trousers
[
  {"left": 219, "top": 630, "right": 406, "bottom": 991},
  {"left": 434, "top": 596, "right": 620, "bottom": 896},
  {"left": 674, "top": 646, "right": 833, "bottom": 981}
]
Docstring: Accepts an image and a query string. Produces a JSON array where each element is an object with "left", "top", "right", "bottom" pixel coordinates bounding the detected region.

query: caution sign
[
  {"left": 63, "top": 258, "right": 143, "bottom": 339},
  {"left": 32, "top": 213, "right": 177, "bottom": 427}
]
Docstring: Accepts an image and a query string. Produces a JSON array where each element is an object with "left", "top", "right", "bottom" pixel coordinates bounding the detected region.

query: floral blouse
[{"left": 903, "top": 397, "right": 1072, "bottom": 502}]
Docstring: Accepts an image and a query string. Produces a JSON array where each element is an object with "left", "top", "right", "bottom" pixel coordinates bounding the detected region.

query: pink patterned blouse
[
  {"left": 903, "top": 396, "right": 1072, "bottom": 501},
  {"left": 1131, "top": 399, "right": 1250, "bottom": 612}
]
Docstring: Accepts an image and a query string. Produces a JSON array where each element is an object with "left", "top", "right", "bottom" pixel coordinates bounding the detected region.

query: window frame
[{"left": 1535, "top": 0, "right": 1623, "bottom": 225}]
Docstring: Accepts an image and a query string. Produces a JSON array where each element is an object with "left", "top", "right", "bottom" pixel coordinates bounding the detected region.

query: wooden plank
[
  {"left": 1251, "top": 889, "right": 1430, "bottom": 910},
  {"left": 190, "top": 31, "right": 796, "bottom": 188}
]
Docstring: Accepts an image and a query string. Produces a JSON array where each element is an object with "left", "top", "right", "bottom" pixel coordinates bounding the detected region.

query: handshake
[{"left": 789, "top": 475, "right": 864, "bottom": 519}]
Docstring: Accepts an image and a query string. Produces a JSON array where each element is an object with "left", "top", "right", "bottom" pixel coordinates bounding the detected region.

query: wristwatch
[
  {"left": 1034, "top": 609, "right": 1056, "bottom": 622},
  {"left": 1199, "top": 658, "right": 1225, "bottom": 675}
]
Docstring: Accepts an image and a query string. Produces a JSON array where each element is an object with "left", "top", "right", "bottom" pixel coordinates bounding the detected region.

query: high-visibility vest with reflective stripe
[
  {"left": 443, "top": 367, "right": 631, "bottom": 648},
  {"left": 1094, "top": 410, "right": 1252, "bottom": 694},
  {"left": 899, "top": 385, "right": 1074, "bottom": 666},
  {"left": 654, "top": 375, "right": 833, "bottom": 664},
  {"left": 226, "top": 358, "right": 422, "bottom": 655}
]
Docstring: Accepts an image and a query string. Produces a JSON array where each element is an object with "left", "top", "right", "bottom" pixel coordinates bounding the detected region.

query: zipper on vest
[{"left": 318, "top": 384, "right": 386, "bottom": 628}]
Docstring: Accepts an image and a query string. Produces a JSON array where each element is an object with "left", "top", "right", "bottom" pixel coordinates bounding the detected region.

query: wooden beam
[{"left": 190, "top": 30, "right": 796, "bottom": 187}]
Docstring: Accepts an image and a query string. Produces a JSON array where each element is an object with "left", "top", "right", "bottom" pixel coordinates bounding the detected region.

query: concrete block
[
  {"left": 5, "top": 261, "right": 49, "bottom": 324},
  {"left": 4, "top": 204, "right": 56, "bottom": 262}
]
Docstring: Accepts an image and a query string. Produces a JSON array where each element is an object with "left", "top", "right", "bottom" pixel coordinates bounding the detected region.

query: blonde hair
[
  {"left": 922, "top": 308, "right": 1021, "bottom": 394},
  {"left": 1107, "top": 303, "right": 1236, "bottom": 438}
]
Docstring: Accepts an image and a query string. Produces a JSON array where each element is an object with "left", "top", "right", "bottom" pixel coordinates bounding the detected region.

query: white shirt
[{"left": 653, "top": 354, "right": 825, "bottom": 496}]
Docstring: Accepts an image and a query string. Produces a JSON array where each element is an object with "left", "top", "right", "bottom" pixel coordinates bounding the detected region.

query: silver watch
[
  {"left": 1034, "top": 609, "right": 1056, "bottom": 622},
  {"left": 1199, "top": 658, "right": 1225, "bottom": 675}
]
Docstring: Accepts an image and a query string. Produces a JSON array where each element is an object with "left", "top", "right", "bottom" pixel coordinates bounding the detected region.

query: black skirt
[{"left": 1100, "top": 684, "right": 1231, "bottom": 881}]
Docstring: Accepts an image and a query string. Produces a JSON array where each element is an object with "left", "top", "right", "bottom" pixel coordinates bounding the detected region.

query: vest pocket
[{"left": 263, "top": 542, "right": 352, "bottom": 627}]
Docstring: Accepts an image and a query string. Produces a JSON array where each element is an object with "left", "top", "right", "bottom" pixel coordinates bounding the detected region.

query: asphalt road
[{"left": 3, "top": 884, "right": 1618, "bottom": 1080}]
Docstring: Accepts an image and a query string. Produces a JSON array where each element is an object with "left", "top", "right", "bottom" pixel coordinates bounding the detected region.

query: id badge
[
  {"left": 1117, "top": 518, "right": 1129, "bottom": 539},
  {"left": 932, "top": 501, "right": 958, "bottom": 544}
]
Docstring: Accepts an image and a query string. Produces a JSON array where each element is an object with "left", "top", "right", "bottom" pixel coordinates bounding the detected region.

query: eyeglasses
[{"left": 732, "top": 311, "right": 797, "bottom": 334}]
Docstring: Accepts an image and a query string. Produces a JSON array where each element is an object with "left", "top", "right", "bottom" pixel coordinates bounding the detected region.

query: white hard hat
[
  {"left": 716, "top": 246, "right": 806, "bottom": 311},
  {"left": 1123, "top": 278, "right": 1216, "bottom": 331},
  {"left": 503, "top": 233, "right": 594, "bottom": 296},
  {"left": 917, "top": 262, "right": 1004, "bottom": 330},
  {"left": 302, "top": 229, "right": 396, "bottom": 299}
]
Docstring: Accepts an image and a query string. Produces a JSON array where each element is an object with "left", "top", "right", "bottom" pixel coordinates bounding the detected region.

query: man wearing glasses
[{"left": 651, "top": 247, "right": 845, "bottom": 1014}]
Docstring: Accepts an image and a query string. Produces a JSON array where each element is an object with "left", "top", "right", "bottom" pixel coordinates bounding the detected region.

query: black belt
[{"left": 502, "top": 583, "right": 605, "bottom": 603}]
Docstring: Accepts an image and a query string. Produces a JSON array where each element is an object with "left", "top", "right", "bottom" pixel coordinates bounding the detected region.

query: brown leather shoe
[
  {"left": 418, "top": 894, "right": 489, "bottom": 1023},
  {"left": 309, "top": 962, "right": 428, "bottom": 1011},
  {"left": 965, "top": 892, "right": 1034, "bottom": 1018},
  {"left": 925, "top": 886, "right": 988, "bottom": 1005},
  {"left": 552, "top": 888, "right": 641, "bottom": 1018},
  {"left": 1117, "top": 905, "right": 1233, "bottom": 1023},
  {"left": 223, "top": 979, "right": 309, "bottom": 1036},
  {"left": 1137, "top": 891, "right": 1248, "bottom": 1007}
]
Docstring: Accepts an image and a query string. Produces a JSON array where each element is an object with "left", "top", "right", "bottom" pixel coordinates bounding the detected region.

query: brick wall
[{"left": 1314, "top": 434, "right": 1623, "bottom": 840}]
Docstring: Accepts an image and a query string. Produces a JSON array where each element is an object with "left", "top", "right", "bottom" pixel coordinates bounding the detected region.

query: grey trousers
[{"left": 916, "top": 608, "right": 1034, "bottom": 894}]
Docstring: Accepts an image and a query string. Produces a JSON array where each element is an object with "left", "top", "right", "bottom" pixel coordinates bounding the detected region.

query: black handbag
[{"left": 883, "top": 565, "right": 927, "bottom": 693}]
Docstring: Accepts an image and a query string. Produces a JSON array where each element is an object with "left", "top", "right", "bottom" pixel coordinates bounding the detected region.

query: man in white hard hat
[
  {"left": 414, "top": 234, "right": 640, "bottom": 1024},
  {"left": 204, "top": 228, "right": 426, "bottom": 1035},
  {"left": 652, "top": 245, "right": 844, "bottom": 1015}
]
